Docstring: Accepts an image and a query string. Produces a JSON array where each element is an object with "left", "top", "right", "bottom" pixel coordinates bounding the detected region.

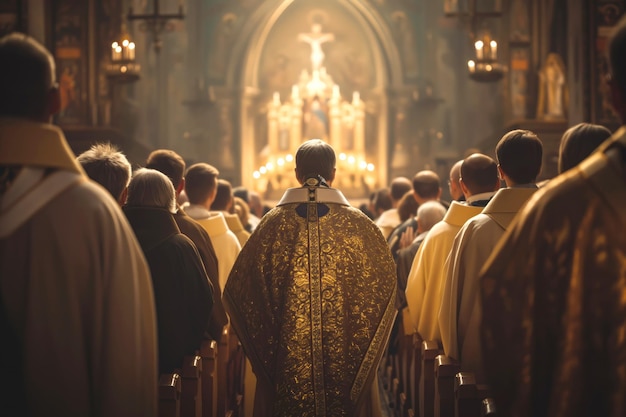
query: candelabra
[{"left": 106, "top": 23, "right": 140, "bottom": 83}]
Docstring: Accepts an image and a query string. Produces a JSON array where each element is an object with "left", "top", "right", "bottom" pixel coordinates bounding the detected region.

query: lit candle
[
  {"left": 122, "top": 39, "right": 129, "bottom": 60},
  {"left": 128, "top": 42, "right": 136, "bottom": 61},
  {"left": 474, "top": 40, "right": 484, "bottom": 60},
  {"left": 490, "top": 40, "right": 497, "bottom": 60},
  {"left": 468, "top": 60, "right": 476, "bottom": 72},
  {"left": 333, "top": 85, "right": 340, "bottom": 98},
  {"left": 111, "top": 42, "right": 119, "bottom": 61},
  {"left": 115, "top": 45, "right": 122, "bottom": 61},
  {"left": 291, "top": 85, "right": 299, "bottom": 99},
  {"left": 352, "top": 91, "right": 360, "bottom": 105}
]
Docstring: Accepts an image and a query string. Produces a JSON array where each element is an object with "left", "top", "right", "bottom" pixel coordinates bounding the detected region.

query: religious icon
[{"left": 298, "top": 23, "right": 334, "bottom": 73}]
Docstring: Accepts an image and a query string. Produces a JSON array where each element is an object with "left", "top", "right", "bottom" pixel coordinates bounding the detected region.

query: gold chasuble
[
  {"left": 480, "top": 128, "right": 626, "bottom": 417},
  {"left": 224, "top": 182, "right": 397, "bottom": 417}
]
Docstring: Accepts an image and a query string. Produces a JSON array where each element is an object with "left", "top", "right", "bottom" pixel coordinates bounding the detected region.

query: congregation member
[
  {"left": 558, "top": 122, "right": 612, "bottom": 173},
  {"left": 211, "top": 179, "right": 251, "bottom": 247},
  {"left": 0, "top": 33, "right": 157, "bottom": 416},
  {"left": 375, "top": 176, "right": 413, "bottom": 239},
  {"left": 185, "top": 162, "right": 241, "bottom": 292},
  {"left": 387, "top": 190, "right": 419, "bottom": 260},
  {"left": 76, "top": 142, "right": 131, "bottom": 206},
  {"left": 478, "top": 18, "right": 626, "bottom": 416},
  {"left": 224, "top": 139, "right": 397, "bottom": 417},
  {"left": 405, "top": 154, "right": 499, "bottom": 342},
  {"left": 124, "top": 168, "right": 214, "bottom": 373},
  {"left": 233, "top": 186, "right": 262, "bottom": 231},
  {"left": 447, "top": 159, "right": 465, "bottom": 202},
  {"left": 439, "top": 130, "right": 543, "bottom": 382},
  {"left": 146, "top": 149, "right": 227, "bottom": 341}
]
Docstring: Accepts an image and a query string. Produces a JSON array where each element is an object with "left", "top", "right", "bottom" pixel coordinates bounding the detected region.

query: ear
[
  {"left": 497, "top": 165, "right": 505, "bottom": 180},
  {"left": 326, "top": 168, "right": 336, "bottom": 186},
  {"left": 459, "top": 179, "right": 470, "bottom": 198},
  {"left": 118, "top": 187, "right": 128, "bottom": 207},
  {"left": 176, "top": 177, "right": 185, "bottom": 197}
]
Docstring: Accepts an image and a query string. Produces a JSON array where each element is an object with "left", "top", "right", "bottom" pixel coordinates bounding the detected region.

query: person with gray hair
[
  {"left": 224, "top": 139, "right": 397, "bottom": 416},
  {"left": 76, "top": 142, "right": 132, "bottom": 205},
  {"left": 0, "top": 33, "right": 157, "bottom": 416},
  {"left": 124, "top": 168, "right": 214, "bottom": 373}
]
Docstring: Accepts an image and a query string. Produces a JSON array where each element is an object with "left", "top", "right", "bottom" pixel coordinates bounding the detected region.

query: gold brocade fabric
[
  {"left": 224, "top": 196, "right": 397, "bottom": 417},
  {"left": 480, "top": 131, "right": 626, "bottom": 417}
]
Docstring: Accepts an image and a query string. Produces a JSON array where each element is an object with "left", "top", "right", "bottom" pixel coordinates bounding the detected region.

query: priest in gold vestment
[
  {"left": 224, "top": 139, "right": 397, "bottom": 417},
  {"left": 479, "top": 18, "right": 626, "bottom": 416}
]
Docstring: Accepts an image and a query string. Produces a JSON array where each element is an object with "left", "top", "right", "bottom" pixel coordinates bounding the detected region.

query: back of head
[
  {"left": 0, "top": 33, "right": 56, "bottom": 120},
  {"left": 77, "top": 143, "right": 131, "bottom": 201},
  {"left": 416, "top": 201, "right": 446, "bottom": 232},
  {"left": 448, "top": 160, "right": 464, "bottom": 200},
  {"left": 496, "top": 129, "right": 543, "bottom": 184},
  {"left": 145, "top": 149, "right": 186, "bottom": 189},
  {"left": 126, "top": 168, "right": 176, "bottom": 213},
  {"left": 397, "top": 190, "right": 419, "bottom": 222},
  {"left": 412, "top": 170, "right": 441, "bottom": 200},
  {"left": 248, "top": 190, "right": 264, "bottom": 218},
  {"left": 185, "top": 163, "right": 220, "bottom": 205},
  {"left": 373, "top": 188, "right": 392, "bottom": 213},
  {"left": 558, "top": 123, "right": 612, "bottom": 173},
  {"left": 233, "top": 186, "right": 250, "bottom": 203},
  {"left": 233, "top": 196, "right": 250, "bottom": 227},
  {"left": 390, "top": 177, "right": 413, "bottom": 202},
  {"left": 211, "top": 179, "right": 233, "bottom": 211},
  {"left": 460, "top": 153, "right": 499, "bottom": 195},
  {"left": 295, "top": 139, "right": 336, "bottom": 185}
]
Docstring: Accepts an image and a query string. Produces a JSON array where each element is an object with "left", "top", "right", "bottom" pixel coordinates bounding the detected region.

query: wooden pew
[
  {"left": 434, "top": 355, "right": 460, "bottom": 417},
  {"left": 454, "top": 372, "right": 491, "bottom": 417},
  {"left": 159, "top": 373, "right": 182, "bottom": 417},
  {"left": 420, "top": 340, "right": 442, "bottom": 417},
  {"left": 217, "top": 327, "right": 230, "bottom": 417},
  {"left": 199, "top": 339, "right": 218, "bottom": 417},
  {"left": 409, "top": 332, "right": 423, "bottom": 415},
  {"left": 181, "top": 355, "right": 203, "bottom": 417}
]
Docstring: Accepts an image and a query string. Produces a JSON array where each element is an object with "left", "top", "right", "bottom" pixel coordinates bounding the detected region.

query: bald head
[
  {"left": 412, "top": 170, "right": 441, "bottom": 203},
  {"left": 460, "top": 153, "right": 500, "bottom": 196},
  {"left": 390, "top": 177, "right": 413, "bottom": 204},
  {"left": 448, "top": 160, "right": 464, "bottom": 201}
]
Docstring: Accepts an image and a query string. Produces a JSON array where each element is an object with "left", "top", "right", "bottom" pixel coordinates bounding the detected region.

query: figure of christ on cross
[{"left": 298, "top": 23, "right": 335, "bottom": 72}]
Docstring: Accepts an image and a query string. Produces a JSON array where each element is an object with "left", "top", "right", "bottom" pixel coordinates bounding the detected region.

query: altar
[{"left": 251, "top": 24, "right": 377, "bottom": 199}]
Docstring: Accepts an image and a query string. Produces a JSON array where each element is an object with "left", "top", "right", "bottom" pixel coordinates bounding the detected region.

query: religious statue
[
  {"left": 298, "top": 23, "right": 335, "bottom": 72},
  {"left": 537, "top": 53, "right": 568, "bottom": 120}
]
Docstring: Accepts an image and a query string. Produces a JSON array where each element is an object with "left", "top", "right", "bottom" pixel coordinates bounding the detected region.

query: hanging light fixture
[
  {"left": 467, "top": 34, "right": 505, "bottom": 82},
  {"left": 106, "top": 18, "right": 140, "bottom": 83},
  {"left": 445, "top": 0, "right": 506, "bottom": 82}
]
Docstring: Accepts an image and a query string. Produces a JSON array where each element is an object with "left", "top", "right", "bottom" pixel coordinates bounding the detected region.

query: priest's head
[
  {"left": 295, "top": 139, "right": 336, "bottom": 187},
  {"left": 0, "top": 32, "right": 59, "bottom": 122}
]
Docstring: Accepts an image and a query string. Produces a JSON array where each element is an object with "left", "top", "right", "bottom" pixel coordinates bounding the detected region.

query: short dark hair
[
  {"left": 185, "top": 163, "right": 220, "bottom": 205},
  {"left": 609, "top": 15, "right": 626, "bottom": 93},
  {"left": 558, "top": 123, "right": 611, "bottom": 173},
  {"left": 145, "top": 149, "right": 186, "bottom": 189},
  {"left": 412, "top": 170, "right": 441, "bottom": 199},
  {"left": 373, "top": 188, "right": 392, "bottom": 213},
  {"left": 211, "top": 179, "right": 233, "bottom": 211},
  {"left": 0, "top": 32, "right": 56, "bottom": 119},
  {"left": 397, "top": 190, "right": 419, "bottom": 222},
  {"left": 295, "top": 139, "right": 336, "bottom": 184},
  {"left": 460, "top": 153, "right": 499, "bottom": 195},
  {"left": 390, "top": 177, "right": 413, "bottom": 201},
  {"left": 77, "top": 143, "right": 131, "bottom": 201},
  {"left": 495, "top": 129, "right": 543, "bottom": 184}
]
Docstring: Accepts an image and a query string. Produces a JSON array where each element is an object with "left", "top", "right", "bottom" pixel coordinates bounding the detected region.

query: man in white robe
[
  {"left": 405, "top": 154, "right": 499, "bottom": 342},
  {"left": 184, "top": 163, "right": 241, "bottom": 292},
  {"left": 439, "top": 130, "right": 543, "bottom": 381},
  {"left": 0, "top": 33, "right": 157, "bottom": 416}
]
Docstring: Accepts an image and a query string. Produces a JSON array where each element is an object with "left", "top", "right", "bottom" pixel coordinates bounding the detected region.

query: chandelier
[
  {"left": 106, "top": 25, "right": 140, "bottom": 83},
  {"left": 445, "top": 0, "right": 506, "bottom": 83}
]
